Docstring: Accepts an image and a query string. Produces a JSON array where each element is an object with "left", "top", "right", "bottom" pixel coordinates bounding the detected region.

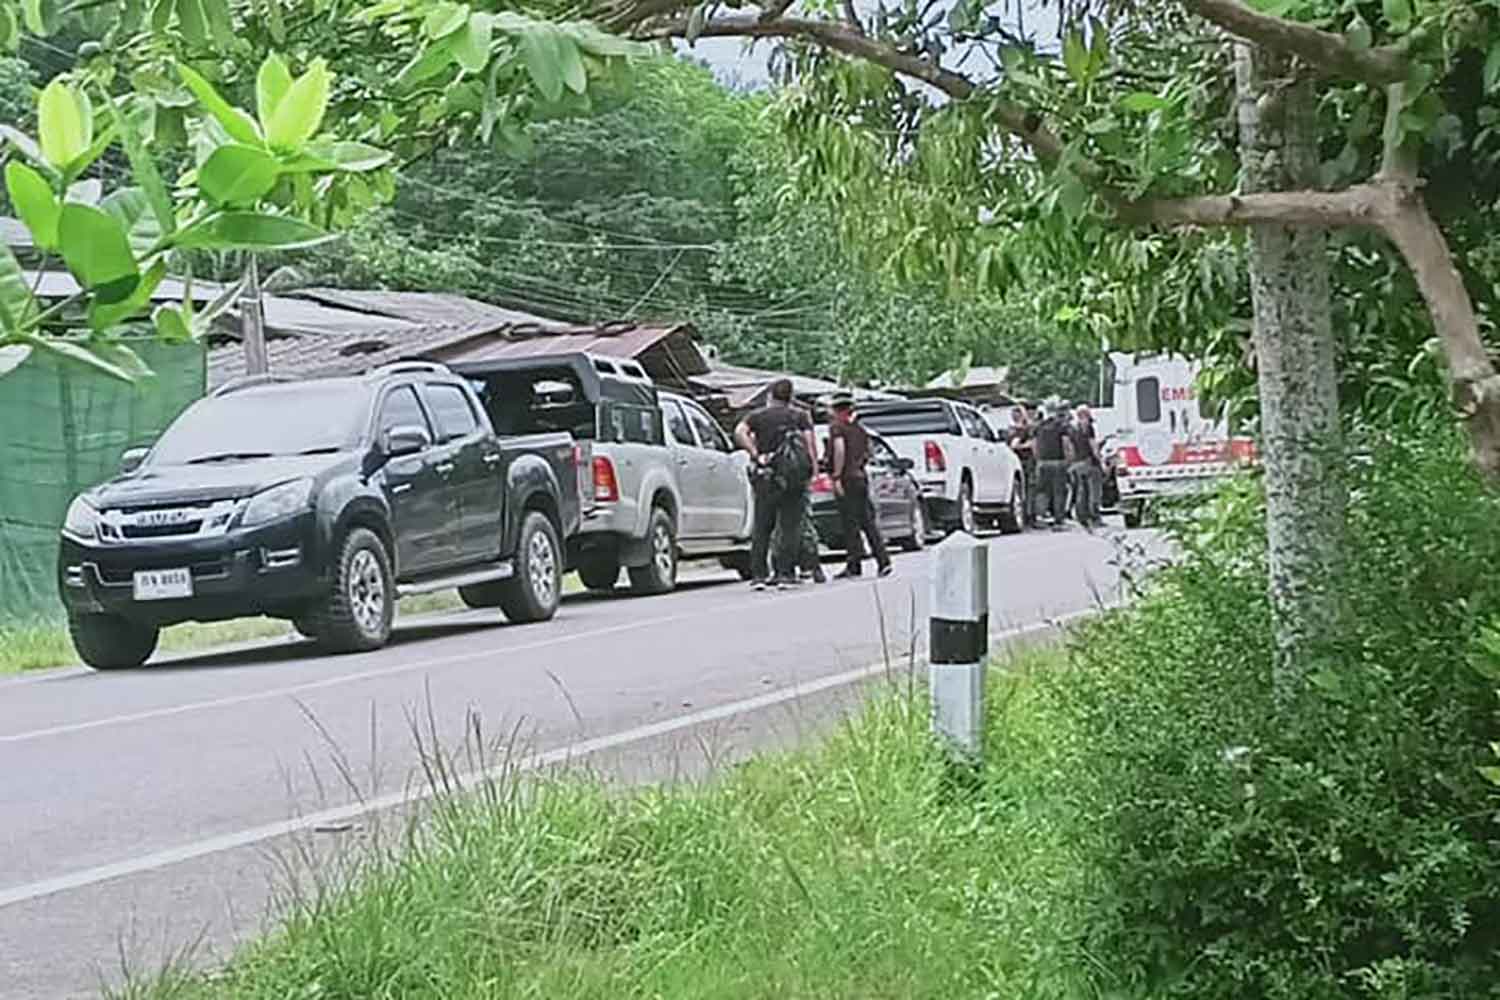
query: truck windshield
[
  {"left": 150, "top": 383, "right": 371, "bottom": 465},
  {"left": 859, "top": 405, "right": 957, "bottom": 437}
]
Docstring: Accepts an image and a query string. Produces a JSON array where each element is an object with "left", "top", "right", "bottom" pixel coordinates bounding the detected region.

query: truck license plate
[{"left": 133, "top": 567, "right": 192, "bottom": 601}]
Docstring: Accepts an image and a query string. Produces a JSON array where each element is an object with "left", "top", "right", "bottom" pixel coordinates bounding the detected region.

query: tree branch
[
  {"left": 1118, "top": 185, "right": 1381, "bottom": 229},
  {"left": 643, "top": 14, "right": 1069, "bottom": 165},
  {"left": 1181, "top": 0, "right": 1408, "bottom": 84}
]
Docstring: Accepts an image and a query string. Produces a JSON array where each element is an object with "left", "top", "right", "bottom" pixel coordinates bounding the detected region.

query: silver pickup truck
[{"left": 454, "top": 353, "right": 752, "bottom": 596}]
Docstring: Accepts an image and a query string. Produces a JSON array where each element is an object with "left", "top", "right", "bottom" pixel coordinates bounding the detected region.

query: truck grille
[{"left": 100, "top": 500, "right": 239, "bottom": 542}]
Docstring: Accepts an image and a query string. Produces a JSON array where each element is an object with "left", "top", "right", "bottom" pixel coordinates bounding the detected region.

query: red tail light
[
  {"left": 810, "top": 473, "right": 834, "bottom": 495},
  {"left": 924, "top": 440, "right": 946, "bottom": 473},
  {"left": 592, "top": 456, "right": 619, "bottom": 502}
]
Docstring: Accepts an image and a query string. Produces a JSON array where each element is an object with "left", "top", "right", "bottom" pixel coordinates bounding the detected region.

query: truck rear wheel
[
  {"left": 628, "top": 507, "right": 677, "bottom": 595},
  {"left": 307, "top": 528, "right": 394, "bottom": 653},
  {"left": 577, "top": 553, "right": 620, "bottom": 592},
  {"left": 69, "top": 614, "right": 158, "bottom": 670},
  {"left": 499, "top": 512, "right": 562, "bottom": 623}
]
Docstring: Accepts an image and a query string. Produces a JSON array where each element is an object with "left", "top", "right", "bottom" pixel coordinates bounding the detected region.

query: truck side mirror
[
  {"left": 120, "top": 447, "right": 149, "bottom": 474},
  {"left": 382, "top": 424, "right": 431, "bottom": 458}
]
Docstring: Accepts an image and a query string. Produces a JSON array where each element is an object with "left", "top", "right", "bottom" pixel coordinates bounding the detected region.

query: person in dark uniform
[
  {"left": 1034, "top": 397, "right": 1073, "bottom": 530},
  {"left": 735, "top": 378, "right": 816, "bottom": 589},
  {"left": 768, "top": 399, "right": 826, "bottom": 584},
  {"left": 1068, "top": 404, "right": 1104, "bottom": 529},
  {"left": 1006, "top": 404, "right": 1039, "bottom": 528},
  {"left": 828, "top": 394, "right": 892, "bottom": 579}
]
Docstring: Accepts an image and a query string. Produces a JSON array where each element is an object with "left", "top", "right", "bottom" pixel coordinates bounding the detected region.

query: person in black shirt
[
  {"left": 1033, "top": 398, "right": 1073, "bottom": 530},
  {"left": 1068, "top": 405, "right": 1104, "bottom": 529},
  {"left": 735, "top": 378, "right": 816, "bottom": 589},
  {"left": 828, "top": 395, "right": 892, "bottom": 579},
  {"left": 1006, "top": 404, "right": 1040, "bottom": 528}
]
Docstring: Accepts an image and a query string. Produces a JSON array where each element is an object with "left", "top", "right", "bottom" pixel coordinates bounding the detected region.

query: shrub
[{"left": 1032, "top": 427, "right": 1500, "bottom": 998}]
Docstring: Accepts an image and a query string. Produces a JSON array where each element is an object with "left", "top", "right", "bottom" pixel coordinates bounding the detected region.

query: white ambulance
[{"left": 1098, "top": 352, "right": 1257, "bottom": 527}]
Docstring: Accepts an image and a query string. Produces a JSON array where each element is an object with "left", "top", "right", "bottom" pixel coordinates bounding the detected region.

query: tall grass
[{"left": 117, "top": 647, "right": 1097, "bottom": 1000}]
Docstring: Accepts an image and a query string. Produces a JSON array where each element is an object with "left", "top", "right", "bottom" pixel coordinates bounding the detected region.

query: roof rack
[
  {"left": 210, "top": 374, "right": 299, "bottom": 397},
  {"left": 368, "top": 360, "right": 451, "bottom": 378}
]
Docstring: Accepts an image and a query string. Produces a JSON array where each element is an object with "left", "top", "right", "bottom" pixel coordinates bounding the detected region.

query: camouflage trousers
[{"left": 768, "top": 490, "right": 820, "bottom": 575}]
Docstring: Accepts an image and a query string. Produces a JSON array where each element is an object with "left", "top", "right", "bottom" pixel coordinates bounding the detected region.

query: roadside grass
[
  {"left": 115, "top": 646, "right": 1097, "bottom": 1000},
  {"left": 0, "top": 590, "right": 497, "bottom": 675}
]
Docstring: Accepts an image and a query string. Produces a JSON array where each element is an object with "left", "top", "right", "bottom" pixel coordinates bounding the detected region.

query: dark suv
[{"left": 58, "top": 362, "right": 581, "bottom": 669}]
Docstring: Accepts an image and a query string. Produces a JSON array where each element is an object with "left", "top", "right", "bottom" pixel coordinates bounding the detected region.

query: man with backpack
[
  {"left": 735, "top": 378, "right": 816, "bottom": 590},
  {"left": 1034, "top": 397, "right": 1074, "bottom": 530}
]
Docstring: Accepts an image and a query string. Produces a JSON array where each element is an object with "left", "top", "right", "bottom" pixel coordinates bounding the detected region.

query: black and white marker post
[{"left": 929, "top": 531, "right": 989, "bottom": 764}]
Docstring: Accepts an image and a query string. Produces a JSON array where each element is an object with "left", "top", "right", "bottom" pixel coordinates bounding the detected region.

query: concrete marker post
[{"left": 929, "top": 531, "right": 989, "bottom": 764}]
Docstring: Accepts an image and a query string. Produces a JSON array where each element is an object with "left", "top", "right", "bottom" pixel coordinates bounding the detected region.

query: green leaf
[
  {"left": 453, "top": 13, "right": 493, "bottom": 74},
  {"left": 88, "top": 259, "right": 167, "bottom": 331},
  {"left": 1344, "top": 14, "right": 1371, "bottom": 50},
  {"left": 1062, "top": 30, "right": 1089, "bottom": 85},
  {"left": 116, "top": 96, "right": 175, "bottom": 237},
  {"left": 86, "top": 340, "right": 154, "bottom": 378},
  {"left": 1479, "top": 765, "right": 1500, "bottom": 787},
  {"left": 257, "top": 53, "right": 293, "bottom": 130},
  {"left": 1486, "top": 43, "right": 1500, "bottom": 94},
  {"left": 284, "top": 139, "right": 391, "bottom": 173},
  {"left": 64, "top": 121, "right": 117, "bottom": 183},
  {"left": 99, "top": 187, "right": 162, "bottom": 253},
  {"left": 173, "top": 211, "right": 332, "bottom": 250},
  {"left": 1381, "top": 0, "right": 1410, "bottom": 33},
  {"left": 199, "top": 143, "right": 280, "bottom": 204},
  {"left": 0, "top": 244, "right": 36, "bottom": 333},
  {"left": 177, "top": 63, "right": 263, "bottom": 145},
  {"left": 177, "top": 0, "right": 208, "bottom": 47},
  {"left": 38, "top": 80, "right": 90, "bottom": 171},
  {"left": 424, "top": 1, "right": 467, "bottom": 39},
  {"left": 153, "top": 304, "right": 192, "bottom": 341},
  {"left": 518, "top": 25, "right": 565, "bottom": 102},
  {"left": 58, "top": 203, "right": 139, "bottom": 301},
  {"left": 201, "top": 0, "right": 234, "bottom": 48},
  {"left": 6, "top": 162, "right": 60, "bottom": 250},
  {"left": 20, "top": 0, "right": 46, "bottom": 35},
  {"left": 22, "top": 334, "right": 139, "bottom": 381},
  {"left": 557, "top": 36, "right": 587, "bottom": 95},
  {"left": 265, "top": 58, "right": 330, "bottom": 149},
  {"left": 1120, "top": 91, "right": 1169, "bottom": 114},
  {"left": 396, "top": 36, "right": 459, "bottom": 88},
  {"left": 0, "top": 6, "right": 18, "bottom": 51}
]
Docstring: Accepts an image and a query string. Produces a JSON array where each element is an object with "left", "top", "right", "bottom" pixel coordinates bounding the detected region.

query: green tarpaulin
[{"left": 0, "top": 339, "right": 206, "bottom": 622}]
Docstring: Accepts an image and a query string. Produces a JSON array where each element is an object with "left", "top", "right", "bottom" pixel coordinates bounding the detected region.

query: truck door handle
[
  {"left": 483, "top": 453, "right": 502, "bottom": 466},
  {"left": 392, "top": 483, "right": 412, "bottom": 495},
  {"left": 676, "top": 457, "right": 690, "bottom": 467},
  {"left": 435, "top": 462, "right": 455, "bottom": 476}
]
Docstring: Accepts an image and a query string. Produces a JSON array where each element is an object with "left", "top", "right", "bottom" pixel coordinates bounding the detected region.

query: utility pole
[{"left": 241, "top": 254, "right": 267, "bottom": 375}]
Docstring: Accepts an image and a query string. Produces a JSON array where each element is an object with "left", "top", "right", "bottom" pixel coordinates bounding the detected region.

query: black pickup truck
[{"left": 57, "top": 361, "right": 582, "bottom": 669}]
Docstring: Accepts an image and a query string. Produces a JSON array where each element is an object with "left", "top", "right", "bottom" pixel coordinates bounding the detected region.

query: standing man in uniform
[
  {"left": 1034, "top": 397, "right": 1073, "bottom": 530},
  {"left": 828, "top": 394, "right": 892, "bottom": 579},
  {"left": 1069, "top": 404, "right": 1105, "bottom": 529},
  {"left": 768, "top": 398, "right": 827, "bottom": 584},
  {"left": 735, "top": 378, "right": 816, "bottom": 590}
]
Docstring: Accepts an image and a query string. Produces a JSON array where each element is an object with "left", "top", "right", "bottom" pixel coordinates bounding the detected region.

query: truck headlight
[
  {"left": 63, "top": 495, "right": 100, "bottom": 540},
  {"left": 240, "top": 479, "right": 313, "bottom": 528}
]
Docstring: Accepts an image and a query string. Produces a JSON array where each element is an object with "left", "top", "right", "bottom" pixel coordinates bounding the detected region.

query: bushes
[{"left": 1031, "top": 427, "right": 1500, "bottom": 998}]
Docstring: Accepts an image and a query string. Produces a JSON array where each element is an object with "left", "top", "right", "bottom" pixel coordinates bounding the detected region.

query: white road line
[
  {"left": 0, "top": 534, "right": 1098, "bottom": 745},
  {"left": 0, "top": 610, "right": 1092, "bottom": 911}
]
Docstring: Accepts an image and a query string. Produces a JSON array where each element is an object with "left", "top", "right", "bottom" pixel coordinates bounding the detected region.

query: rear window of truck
[{"left": 859, "top": 405, "right": 958, "bottom": 437}]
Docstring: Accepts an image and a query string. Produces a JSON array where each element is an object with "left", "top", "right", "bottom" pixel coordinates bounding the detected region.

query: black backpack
[{"left": 770, "top": 428, "right": 812, "bottom": 492}]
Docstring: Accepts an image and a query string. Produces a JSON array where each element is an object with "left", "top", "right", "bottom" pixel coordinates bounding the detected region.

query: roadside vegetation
[{"left": 119, "top": 424, "right": 1500, "bottom": 1000}]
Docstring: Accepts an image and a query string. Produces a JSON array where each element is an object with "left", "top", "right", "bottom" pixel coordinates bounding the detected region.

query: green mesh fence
[{"left": 0, "top": 338, "right": 206, "bottom": 622}]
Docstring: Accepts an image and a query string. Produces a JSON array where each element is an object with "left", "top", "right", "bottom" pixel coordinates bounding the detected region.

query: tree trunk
[{"left": 1235, "top": 44, "right": 1346, "bottom": 693}]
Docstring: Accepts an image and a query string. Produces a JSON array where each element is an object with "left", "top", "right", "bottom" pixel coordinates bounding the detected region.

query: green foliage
[
  {"left": 0, "top": 54, "right": 387, "bottom": 378},
  {"left": 1030, "top": 427, "right": 1500, "bottom": 997}
]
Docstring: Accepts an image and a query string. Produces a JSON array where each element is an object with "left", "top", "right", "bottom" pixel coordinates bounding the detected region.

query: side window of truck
[
  {"left": 424, "top": 383, "right": 479, "bottom": 442},
  {"left": 686, "top": 403, "right": 731, "bottom": 453},
  {"left": 379, "top": 386, "right": 430, "bottom": 439},
  {"left": 662, "top": 400, "right": 694, "bottom": 446},
  {"left": 1136, "top": 377, "right": 1162, "bottom": 424}
]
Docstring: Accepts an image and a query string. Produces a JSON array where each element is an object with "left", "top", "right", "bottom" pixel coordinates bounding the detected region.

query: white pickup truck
[
  {"left": 456, "top": 353, "right": 752, "bottom": 595},
  {"left": 855, "top": 398, "right": 1025, "bottom": 536}
]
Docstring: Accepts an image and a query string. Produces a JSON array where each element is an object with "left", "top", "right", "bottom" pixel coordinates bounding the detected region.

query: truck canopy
[
  {"left": 452, "top": 353, "right": 664, "bottom": 447},
  {"left": 854, "top": 400, "right": 961, "bottom": 437}
]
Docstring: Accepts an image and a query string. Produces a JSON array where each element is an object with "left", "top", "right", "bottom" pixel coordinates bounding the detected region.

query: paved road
[{"left": 0, "top": 526, "right": 1132, "bottom": 998}]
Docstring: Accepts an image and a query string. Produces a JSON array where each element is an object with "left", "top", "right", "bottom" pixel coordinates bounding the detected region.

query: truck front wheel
[
  {"left": 69, "top": 614, "right": 158, "bottom": 670},
  {"left": 499, "top": 512, "right": 562, "bottom": 623},
  {"left": 307, "top": 528, "right": 394, "bottom": 653}
]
